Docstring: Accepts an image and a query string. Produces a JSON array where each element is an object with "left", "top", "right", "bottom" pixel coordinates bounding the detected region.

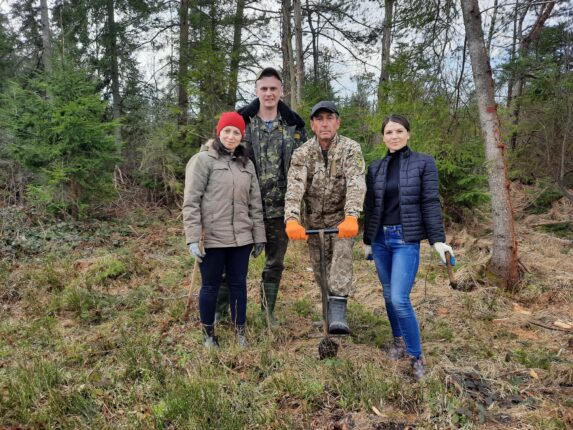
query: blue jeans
[
  {"left": 199, "top": 245, "right": 252, "bottom": 327},
  {"left": 372, "top": 225, "right": 422, "bottom": 359}
]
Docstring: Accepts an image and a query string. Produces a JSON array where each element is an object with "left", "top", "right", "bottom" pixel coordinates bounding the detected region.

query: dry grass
[{"left": 1, "top": 192, "right": 572, "bottom": 429}]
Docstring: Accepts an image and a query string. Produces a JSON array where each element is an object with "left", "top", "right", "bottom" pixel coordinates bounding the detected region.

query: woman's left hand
[
  {"left": 432, "top": 242, "right": 455, "bottom": 265},
  {"left": 251, "top": 243, "right": 265, "bottom": 258}
]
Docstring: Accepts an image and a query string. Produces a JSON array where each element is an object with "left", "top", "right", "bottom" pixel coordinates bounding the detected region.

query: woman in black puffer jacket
[{"left": 363, "top": 114, "right": 455, "bottom": 380}]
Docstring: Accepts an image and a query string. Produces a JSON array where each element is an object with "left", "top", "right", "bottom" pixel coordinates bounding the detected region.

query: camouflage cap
[
  {"left": 310, "top": 101, "right": 339, "bottom": 119},
  {"left": 256, "top": 67, "right": 282, "bottom": 82}
]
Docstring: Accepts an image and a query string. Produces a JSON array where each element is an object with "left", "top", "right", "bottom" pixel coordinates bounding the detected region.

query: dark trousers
[
  {"left": 199, "top": 245, "right": 252, "bottom": 327},
  {"left": 216, "top": 218, "right": 288, "bottom": 312},
  {"left": 261, "top": 217, "right": 289, "bottom": 284}
]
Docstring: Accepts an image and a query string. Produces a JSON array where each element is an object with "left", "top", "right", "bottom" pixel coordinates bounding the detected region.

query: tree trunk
[
  {"left": 377, "top": 0, "right": 394, "bottom": 111},
  {"left": 486, "top": 0, "right": 498, "bottom": 54},
  {"left": 281, "top": 0, "right": 293, "bottom": 105},
  {"left": 461, "top": 0, "right": 520, "bottom": 289},
  {"left": 293, "top": 0, "right": 303, "bottom": 109},
  {"left": 506, "top": 0, "right": 526, "bottom": 107},
  {"left": 40, "top": 0, "right": 52, "bottom": 73},
  {"left": 509, "top": 1, "right": 556, "bottom": 149},
  {"left": 305, "top": 0, "right": 318, "bottom": 80},
  {"left": 227, "top": 0, "right": 245, "bottom": 109},
  {"left": 106, "top": 0, "right": 121, "bottom": 146},
  {"left": 177, "top": 0, "right": 189, "bottom": 125}
]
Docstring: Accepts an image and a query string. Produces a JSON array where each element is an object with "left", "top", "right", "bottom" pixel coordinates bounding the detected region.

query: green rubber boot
[{"left": 261, "top": 282, "right": 279, "bottom": 328}]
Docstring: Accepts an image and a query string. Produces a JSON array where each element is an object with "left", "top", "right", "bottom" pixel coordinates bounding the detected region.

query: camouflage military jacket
[
  {"left": 284, "top": 134, "right": 366, "bottom": 229},
  {"left": 243, "top": 115, "right": 305, "bottom": 219}
]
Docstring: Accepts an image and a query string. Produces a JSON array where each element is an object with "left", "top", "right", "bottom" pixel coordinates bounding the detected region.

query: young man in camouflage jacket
[
  {"left": 216, "top": 67, "right": 307, "bottom": 326},
  {"left": 284, "top": 101, "right": 366, "bottom": 334}
]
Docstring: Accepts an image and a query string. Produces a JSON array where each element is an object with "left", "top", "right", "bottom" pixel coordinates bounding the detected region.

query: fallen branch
[{"left": 526, "top": 320, "right": 572, "bottom": 333}]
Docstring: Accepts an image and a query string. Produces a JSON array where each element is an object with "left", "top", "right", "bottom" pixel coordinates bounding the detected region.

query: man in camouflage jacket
[
  {"left": 284, "top": 101, "right": 366, "bottom": 334},
  {"left": 216, "top": 67, "right": 306, "bottom": 326}
]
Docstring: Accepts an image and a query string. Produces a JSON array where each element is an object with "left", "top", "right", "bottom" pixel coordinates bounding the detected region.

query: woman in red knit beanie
[{"left": 182, "top": 112, "right": 266, "bottom": 348}]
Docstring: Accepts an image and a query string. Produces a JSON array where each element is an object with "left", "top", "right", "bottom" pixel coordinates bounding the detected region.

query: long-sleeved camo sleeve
[
  {"left": 284, "top": 145, "right": 309, "bottom": 223},
  {"left": 341, "top": 137, "right": 366, "bottom": 218}
]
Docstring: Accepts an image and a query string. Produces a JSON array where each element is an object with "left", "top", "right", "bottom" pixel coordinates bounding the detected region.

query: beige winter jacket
[{"left": 182, "top": 140, "right": 266, "bottom": 248}]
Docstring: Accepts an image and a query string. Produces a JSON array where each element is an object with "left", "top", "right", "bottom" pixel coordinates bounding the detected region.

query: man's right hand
[{"left": 285, "top": 220, "right": 308, "bottom": 240}]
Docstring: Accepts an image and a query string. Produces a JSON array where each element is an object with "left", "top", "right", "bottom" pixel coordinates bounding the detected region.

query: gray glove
[
  {"left": 188, "top": 243, "right": 205, "bottom": 263},
  {"left": 251, "top": 243, "right": 265, "bottom": 258},
  {"left": 364, "top": 244, "right": 373, "bottom": 261}
]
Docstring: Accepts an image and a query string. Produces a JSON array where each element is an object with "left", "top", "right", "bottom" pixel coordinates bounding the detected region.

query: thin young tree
[
  {"left": 293, "top": 0, "right": 303, "bottom": 108},
  {"left": 40, "top": 0, "right": 52, "bottom": 73},
  {"left": 461, "top": 0, "right": 520, "bottom": 289},
  {"left": 377, "top": 0, "right": 394, "bottom": 110},
  {"left": 177, "top": 0, "right": 189, "bottom": 126},
  {"left": 281, "top": 0, "right": 295, "bottom": 107},
  {"left": 227, "top": 0, "right": 246, "bottom": 108}
]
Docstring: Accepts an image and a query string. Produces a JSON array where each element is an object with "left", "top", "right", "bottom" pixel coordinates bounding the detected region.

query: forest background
[{"left": 0, "top": 0, "right": 572, "bottom": 429}]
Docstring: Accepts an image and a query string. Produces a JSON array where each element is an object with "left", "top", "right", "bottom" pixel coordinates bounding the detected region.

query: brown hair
[{"left": 381, "top": 114, "right": 410, "bottom": 133}]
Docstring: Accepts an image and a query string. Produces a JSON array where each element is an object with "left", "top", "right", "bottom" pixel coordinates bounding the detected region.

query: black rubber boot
[
  {"left": 202, "top": 324, "right": 219, "bottom": 349},
  {"left": 328, "top": 296, "right": 350, "bottom": 334},
  {"left": 260, "top": 282, "right": 279, "bottom": 327}
]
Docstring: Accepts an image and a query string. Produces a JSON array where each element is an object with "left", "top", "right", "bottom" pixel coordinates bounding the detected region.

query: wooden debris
[{"left": 512, "top": 303, "right": 532, "bottom": 315}]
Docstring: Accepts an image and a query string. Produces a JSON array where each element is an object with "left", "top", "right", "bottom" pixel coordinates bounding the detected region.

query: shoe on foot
[
  {"left": 236, "top": 334, "right": 249, "bottom": 348},
  {"left": 411, "top": 356, "right": 425, "bottom": 381},
  {"left": 203, "top": 335, "right": 219, "bottom": 349},
  {"left": 388, "top": 336, "right": 406, "bottom": 360},
  {"left": 235, "top": 326, "right": 249, "bottom": 348}
]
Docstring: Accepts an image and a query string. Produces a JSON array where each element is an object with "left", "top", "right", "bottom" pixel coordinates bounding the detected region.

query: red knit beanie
[{"left": 216, "top": 112, "right": 246, "bottom": 137}]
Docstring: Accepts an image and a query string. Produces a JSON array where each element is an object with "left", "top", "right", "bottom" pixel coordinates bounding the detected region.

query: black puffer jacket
[{"left": 363, "top": 146, "right": 445, "bottom": 245}]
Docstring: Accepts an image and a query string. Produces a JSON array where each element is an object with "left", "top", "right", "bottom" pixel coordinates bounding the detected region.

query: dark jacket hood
[{"left": 238, "top": 99, "right": 305, "bottom": 130}]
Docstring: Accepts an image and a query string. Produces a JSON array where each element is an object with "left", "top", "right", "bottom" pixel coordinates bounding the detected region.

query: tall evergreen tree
[{"left": 1, "top": 61, "right": 119, "bottom": 217}]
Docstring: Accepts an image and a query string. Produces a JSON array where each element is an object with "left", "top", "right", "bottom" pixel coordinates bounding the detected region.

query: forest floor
[{"left": 1, "top": 186, "right": 572, "bottom": 429}]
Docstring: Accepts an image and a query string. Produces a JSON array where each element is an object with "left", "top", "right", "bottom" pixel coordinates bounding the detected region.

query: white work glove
[
  {"left": 188, "top": 243, "right": 205, "bottom": 263},
  {"left": 432, "top": 242, "right": 455, "bottom": 265},
  {"left": 364, "top": 244, "right": 373, "bottom": 261}
]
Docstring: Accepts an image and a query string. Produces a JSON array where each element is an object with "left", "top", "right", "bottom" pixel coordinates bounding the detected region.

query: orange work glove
[
  {"left": 337, "top": 216, "right": 359, "bottom": 238},
  {"left": 285, "top": 220, "right": 308, "bottom": 240}
]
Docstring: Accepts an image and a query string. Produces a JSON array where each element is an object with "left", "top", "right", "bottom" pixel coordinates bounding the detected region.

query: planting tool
[
  {"left": 183, "top": 237, "right": 204, "bottom": 321},
  {"left": 306, "top": 227, "right": 342, "bottom": 360},
  {"left": 444, "top": 251, "right": 459, "bottom": 290}
]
